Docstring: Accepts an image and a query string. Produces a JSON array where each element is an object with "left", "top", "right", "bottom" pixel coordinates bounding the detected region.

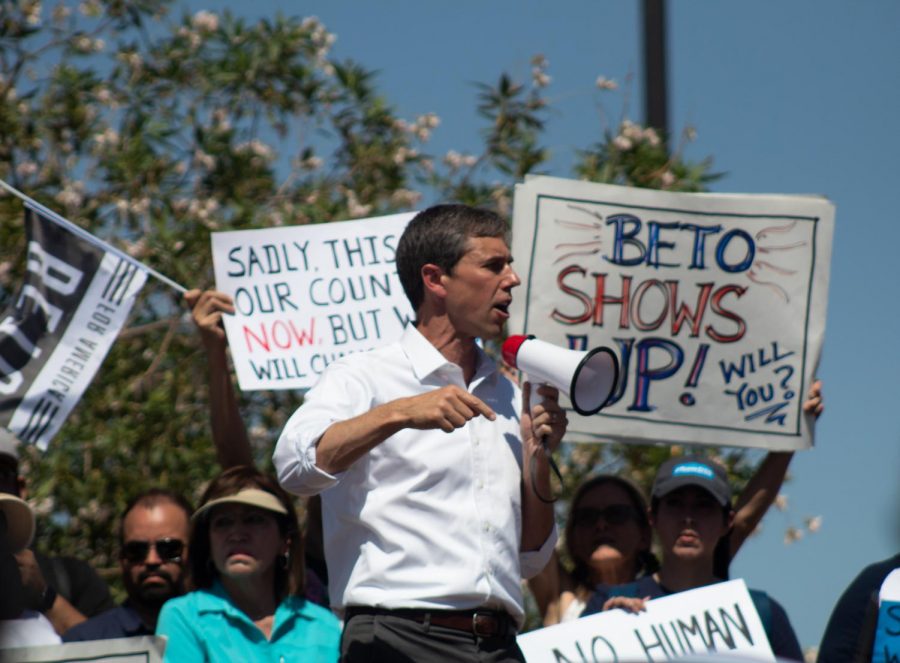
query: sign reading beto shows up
[
  {"left": 212, "top": 213, "right": 415, "bottom": 391},
  {"left": 510, "top": 176, "right": 834, "bottom": 450},
  {"left": 517, "top": 579, "right": 775, "bottom": 662}
]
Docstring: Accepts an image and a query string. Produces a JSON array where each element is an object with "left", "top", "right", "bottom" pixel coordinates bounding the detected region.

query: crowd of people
[{"left": 0, "top": 204, "right": 893, "bottom": 662}]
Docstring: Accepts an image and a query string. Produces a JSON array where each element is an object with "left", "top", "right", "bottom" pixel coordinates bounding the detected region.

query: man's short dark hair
[
  {"left": 119, "top": 488, "right": 193, "bottom": 548},
  {"left": 396, "top": 204, "right": 509, "bottom": 311}
]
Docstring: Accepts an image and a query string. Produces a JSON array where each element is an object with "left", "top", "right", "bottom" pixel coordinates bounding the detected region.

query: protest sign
[
  {"left": 517, "top": 579, "right": 774, "bottom": 662},
  {"left": 212, "top": 213, "right": 415, "bottom": 391},
  {"left": 2, "top": 635, "right": 163, "bottom": 662},
  {"left": 510, "top": 176, "right": 834, "bottom": 450},
  {"left": 871, "top": 570, "right": 900, "bottom": 663}
]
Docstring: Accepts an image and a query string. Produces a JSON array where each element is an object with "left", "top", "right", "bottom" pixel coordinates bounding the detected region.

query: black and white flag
[{"left": 0, "top": 203, "right": 147, "bottom": 449}]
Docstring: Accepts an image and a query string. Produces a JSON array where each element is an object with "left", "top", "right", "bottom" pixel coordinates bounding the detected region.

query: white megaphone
[{"left": 501, "top": 335, "right": 619, "bottom": 416}]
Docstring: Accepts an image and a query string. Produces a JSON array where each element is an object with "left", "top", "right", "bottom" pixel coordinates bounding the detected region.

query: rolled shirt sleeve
[
  {"left": 520, "top": 522, "right": 558, "bottom": 580},
  {"left": 274, "top": 360, "right": 372, "bottom": 497}
]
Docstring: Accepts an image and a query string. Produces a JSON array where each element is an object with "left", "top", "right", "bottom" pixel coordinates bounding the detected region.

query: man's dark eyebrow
[{"left": 482, "top": 253, "right": 513, "bottom": 264}]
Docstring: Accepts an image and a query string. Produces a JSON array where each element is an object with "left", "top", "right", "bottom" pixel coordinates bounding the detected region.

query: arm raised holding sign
[
  {"left": 531, "top": 381, "right": 824, "bottom": 627},
  {"left": 184, "top": 289, "right": 253, "bottom": 468},
  {"left": 722, "top": 380, "right": 824, "bottom": 575},
  {"left": 184, "top": 287, "right": 330, "bottom": 606},
  {"left": 582, "top": 455, "right": 804, "bottom": 661}
]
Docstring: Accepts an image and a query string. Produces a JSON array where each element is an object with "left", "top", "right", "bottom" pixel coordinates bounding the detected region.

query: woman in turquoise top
[{"left": 157, "top": 466, "right": 340, "bottom": 662}]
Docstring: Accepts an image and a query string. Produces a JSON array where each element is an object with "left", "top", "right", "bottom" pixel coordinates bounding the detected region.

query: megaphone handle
[
  {"left": 528, "top": 379, "right": 545, "bottom": 416},
  {"left": 526, "top": 379, "right": 562, "bottom": 504}
]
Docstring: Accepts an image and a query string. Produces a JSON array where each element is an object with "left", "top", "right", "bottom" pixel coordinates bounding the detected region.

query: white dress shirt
[
  {"left": 274, "top": 325, "right": 556, "bottom": 626},
  {"left": 0, "top": 610, "right": 62, "bottom": 648}
]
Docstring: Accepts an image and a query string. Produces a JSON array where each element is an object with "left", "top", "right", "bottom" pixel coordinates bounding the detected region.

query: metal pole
[
  {"left": 0, "top": 177, "right": 187, "bottom": 294},
  {"left": 642, "top": 0, "right": 669, "bottom": 140}
]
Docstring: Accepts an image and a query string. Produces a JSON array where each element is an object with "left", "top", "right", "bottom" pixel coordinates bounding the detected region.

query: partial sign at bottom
[
  {"left": 2, "top": 635, "right": 164, "bottom": 662},
  {"left": 518, "top": 580, "right": 774, "bottom": 662}
]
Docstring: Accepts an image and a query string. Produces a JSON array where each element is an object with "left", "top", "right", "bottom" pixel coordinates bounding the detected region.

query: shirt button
[{"left": 482, "top": 522, "right": 490, "bottom": 532}]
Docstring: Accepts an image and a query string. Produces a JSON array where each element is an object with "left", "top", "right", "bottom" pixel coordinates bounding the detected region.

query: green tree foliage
[
  {"left": 1, "top": 0, "right": 429, "bottom": 580},
  {"left": 0, "top": 2, "right": 770, "bottom": 606}
]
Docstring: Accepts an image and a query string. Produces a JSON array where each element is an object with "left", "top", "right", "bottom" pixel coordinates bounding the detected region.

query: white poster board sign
[
  {"left": 518, "top": 580, "right": 774, "bottom": 662},
  {"left": 510, "top": 177, "right": 834, "bottom": 450},
  {"left": 2, "top": 635, "right": 164, "bottom": 662},
  {"left": 212, "top": 213, "right": 415, "bottom": 391}
]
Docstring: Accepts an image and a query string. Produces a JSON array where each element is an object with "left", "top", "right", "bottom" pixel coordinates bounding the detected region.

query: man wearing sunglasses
[{"left": 63, "top": 489, "right": 192, "bottom": 642}]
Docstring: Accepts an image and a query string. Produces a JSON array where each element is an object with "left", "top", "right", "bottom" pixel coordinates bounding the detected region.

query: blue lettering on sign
[
  {"left": 673, "top": 463, "right": 714, "bottom": 480},
  {"left": 871, "top": 600, "right": 900, "bottom": 663}
]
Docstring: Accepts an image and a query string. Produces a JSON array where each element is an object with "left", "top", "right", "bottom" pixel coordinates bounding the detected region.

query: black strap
[
  {"left": 50, "top": 556, "right": 72, "bottom": 600},
  {"left": 529, "top": 440, "right": 562, "bottom": 504}
]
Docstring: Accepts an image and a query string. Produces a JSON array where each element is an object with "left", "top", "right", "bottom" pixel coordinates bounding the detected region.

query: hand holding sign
[
  {"left": 803, "top": 379, "right": 824, "bottom": 418},
  {"left": 603, "top": 594, "right": 651, "bottom": 614},
  {"left": 184, "top": 289, "right": 234, "bottom": 348}
]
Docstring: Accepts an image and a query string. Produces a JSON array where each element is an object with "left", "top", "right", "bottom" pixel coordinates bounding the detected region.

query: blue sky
[{"left": 191, "top": 0, "right": 900, "bottom": 650}]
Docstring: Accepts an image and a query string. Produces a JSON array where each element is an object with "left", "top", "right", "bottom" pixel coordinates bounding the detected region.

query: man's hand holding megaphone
[
  {"left": 503, "top": 334, "right": 620, "bottom": 502},
  {"left": 520, "top": 382, "right": 568, "bottom": 455},
  {"left": 520, "top": 380, "right": 568, "bottom": 467}
]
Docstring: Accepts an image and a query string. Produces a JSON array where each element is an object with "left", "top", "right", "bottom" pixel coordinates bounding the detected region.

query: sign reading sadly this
[
  {"left": 212, "top": 213, "right": 415, "bottom": 391},
  {"left": 510, "top": 176, "right": 834, "bottom": 450}
]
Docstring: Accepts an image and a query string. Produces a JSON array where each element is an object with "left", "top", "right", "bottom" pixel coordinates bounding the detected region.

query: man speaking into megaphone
[{"left": 275, "top": 204, "right": 569, "bottom": 663}]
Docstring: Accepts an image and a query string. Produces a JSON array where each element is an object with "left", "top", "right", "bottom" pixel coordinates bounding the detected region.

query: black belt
[{"left": 344, "top": 606, "right": 516, "bottom": 638}]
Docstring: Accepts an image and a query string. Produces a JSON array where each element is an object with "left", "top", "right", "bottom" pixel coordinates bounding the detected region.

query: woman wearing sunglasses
[
  {"left": 529, "top": 473, "right": 656, "bottom": 626},
  {"left": 530, "top": 382, "right": 823, "bottom": 627},
  {"left": 156, "top": 466, "right": 340, "bottom": 662}
]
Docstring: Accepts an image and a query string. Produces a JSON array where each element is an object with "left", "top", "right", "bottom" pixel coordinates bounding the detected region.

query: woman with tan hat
[{"left": 156, "top": 466, "right": 339, "bottom": 662}]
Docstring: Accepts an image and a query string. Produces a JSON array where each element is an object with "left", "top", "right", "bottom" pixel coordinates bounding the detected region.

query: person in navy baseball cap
[
  {"left": 582, "top": 453, "right": 804, "bottom": 661},
  {"left": 651, "top": 455, "right": 732, "bottom": 507}
]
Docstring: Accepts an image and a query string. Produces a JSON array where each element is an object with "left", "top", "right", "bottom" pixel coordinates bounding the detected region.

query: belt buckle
[{"left": 472, "top": 610, "right": 500, "bottom": 638}]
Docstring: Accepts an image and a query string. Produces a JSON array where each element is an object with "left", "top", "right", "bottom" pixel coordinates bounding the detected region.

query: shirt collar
[
  {"left": 199, "top": 580, "right": 237, "bottom": 613},
  {"left": 119, "top": 600, "right": 153, "bottom": 634},
  {"left": 199, "top": 580, "right": 309, "bottom": 629},
  {"left": 400, "top": 325, "right": 498, "bottom": 385}
]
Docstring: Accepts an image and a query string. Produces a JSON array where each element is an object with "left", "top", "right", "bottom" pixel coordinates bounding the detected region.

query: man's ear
[{"left": 421, "top": 263, "right": 447, "bottom": 299}]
